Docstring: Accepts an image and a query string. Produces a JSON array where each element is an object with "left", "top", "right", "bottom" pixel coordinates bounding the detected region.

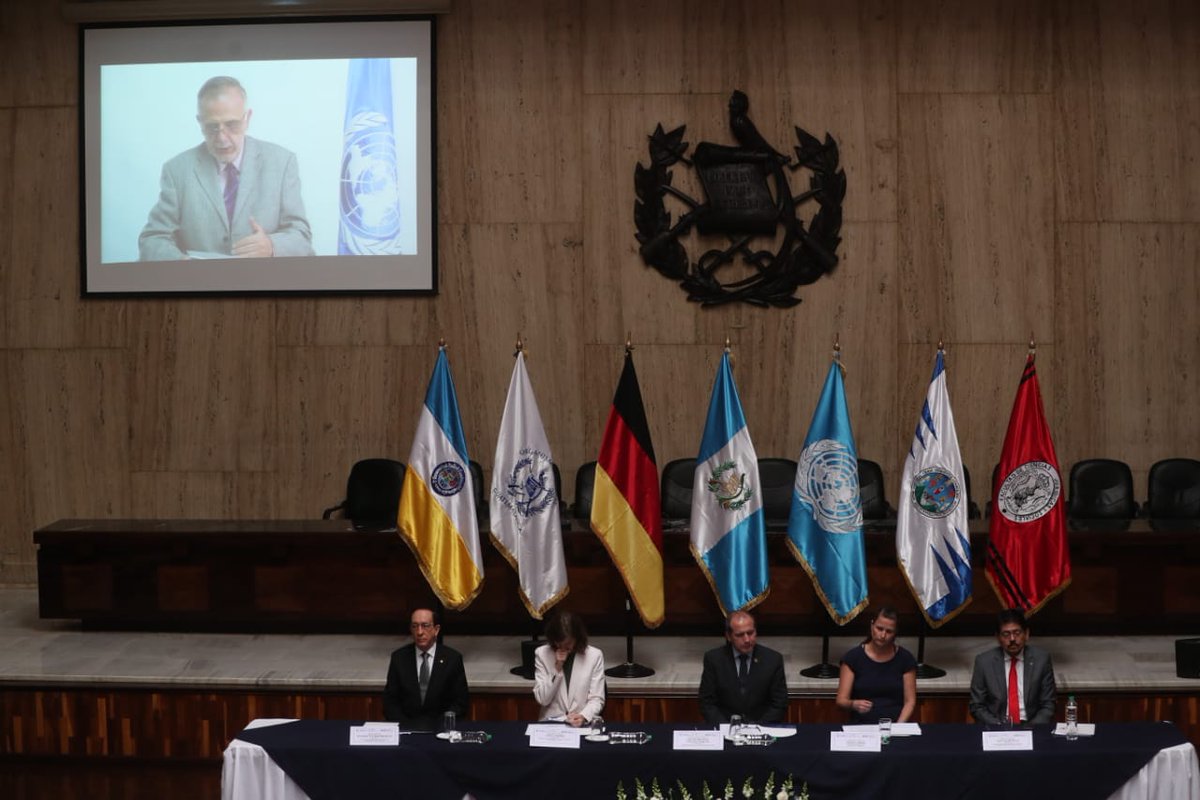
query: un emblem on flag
[
  {"left": 634, "top": 90, "right": 845, "bottom": 307},
  {"left": 797, "top": 440, "right": 862, "bottom": 533},
  {"left": 911, "top": 468, "right": 960, "bottom": 519},
  {"left": 997, "top": 461, "right": 1061, "bottom": 523},
  {"left": 339, "top": 111, "right": 403, "bottom": 255}
]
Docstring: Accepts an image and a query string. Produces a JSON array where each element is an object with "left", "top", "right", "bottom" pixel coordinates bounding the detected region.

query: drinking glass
[
  {"left": 586, "top": 715, "right": 607, "bottom": 741},
  {"left": 728, "top": 714, "right": 744, "bottom": 745},
  {"left": 442, "top": 711, "right": 460, "bottom": 742},
  {"left": 878, "top": 717, "right": 892, "bottom": 745}
]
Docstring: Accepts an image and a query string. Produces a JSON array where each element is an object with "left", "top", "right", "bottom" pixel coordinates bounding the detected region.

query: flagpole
[
  {"left": 799, "top": 610, "right": 839, "bottom": 679},
  {"left": 914, "top": 616, "right": 946, "bottom": 679},
  {"left": 604, "top": 596, "right": 655, "bottom": 678}
]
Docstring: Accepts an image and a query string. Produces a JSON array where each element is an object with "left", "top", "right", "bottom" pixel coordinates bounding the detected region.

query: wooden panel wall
[{"left": 1, "top": 2, "right": 1199, "bottom": 592}]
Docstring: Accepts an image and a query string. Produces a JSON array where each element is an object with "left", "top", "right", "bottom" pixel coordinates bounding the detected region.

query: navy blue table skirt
[{"left": 235, "top": 720, "right": 1188, "bottom": 800}]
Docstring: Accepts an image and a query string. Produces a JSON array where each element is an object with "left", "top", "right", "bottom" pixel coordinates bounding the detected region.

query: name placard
[
  {"left": 830, "top": 731, "right": 881, "bottom": 752},
  {"left": 529, "top": 727, "right": 582, "bottom": 749},
  {"left": 982, "top": 730, "right": 1034, "bottom": 751},
  {"left": 673, "top": 730, "right": 725, "bottom": 751},
  {"left": 349, "top": 725, "right": 400, "bottom": 746}
]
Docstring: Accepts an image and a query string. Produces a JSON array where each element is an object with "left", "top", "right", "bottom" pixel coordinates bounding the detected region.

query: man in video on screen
[{"left": 138, "top": 76, "right": 314, "bottom": 261}]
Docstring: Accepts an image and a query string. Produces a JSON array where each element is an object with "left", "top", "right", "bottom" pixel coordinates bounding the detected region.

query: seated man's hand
[{"left": 233, "top": 217, "right": 275, "bottom": 258}]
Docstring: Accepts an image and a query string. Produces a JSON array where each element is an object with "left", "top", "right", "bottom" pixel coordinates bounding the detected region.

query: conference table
[{"left": 222, "top": 718, "right": 1199, "bottom": 800}]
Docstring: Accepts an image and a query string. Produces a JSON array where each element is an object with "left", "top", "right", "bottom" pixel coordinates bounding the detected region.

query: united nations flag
[{"left": 338, "top": 59, "right": 403, "bottom": 255}]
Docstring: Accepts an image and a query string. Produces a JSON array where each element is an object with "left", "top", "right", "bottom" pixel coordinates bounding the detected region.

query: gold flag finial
[
  {"left": 514, "top": 334, "right": 524, "bottom": 358},
  {"left": 438, "top": 337, "right": 447, "bottom": 351},
  {"left": 625, "top": 333, "right": 633, "bottom": 354}
]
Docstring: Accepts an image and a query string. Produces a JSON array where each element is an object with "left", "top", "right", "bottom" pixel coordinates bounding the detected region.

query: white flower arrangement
[{"left": 616, "top": 773, "right": 808, "bottom": 800}]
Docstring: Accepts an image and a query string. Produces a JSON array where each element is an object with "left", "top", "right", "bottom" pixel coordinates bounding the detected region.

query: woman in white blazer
[{"left": 533, "top": 611, "right": 605, "bottom": 725}]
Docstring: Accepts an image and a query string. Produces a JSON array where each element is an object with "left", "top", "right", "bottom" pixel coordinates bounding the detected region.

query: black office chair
[
  {"left": 858, "top": 458, "right": 893, "bottom": 520},
  {"left": 660, "top": 457, "right": 697, "bottom": 525},
  {"left": 984, "top": 463, "right": 1001, "bottom": 519},
  {"left": 573, "top": 461, "right": 598, "bottom": 521},
  {"left": 469, "top": 459, "right": 489, "bottom": 528},
  {"left": 1067, "top": 458, "right": 1137, "bottom": 531},
  {"left": 1145, "top": 458, "right": 1200, "bottom": 529},
  {"left": 758, "top": 457, "right": 798, "bottom": 528},
  {"left": 322, "top": 458, "right": 406, "bottom": 528},
  {"left": 963, "top": 464, "right": 981, "bottom": 520}
]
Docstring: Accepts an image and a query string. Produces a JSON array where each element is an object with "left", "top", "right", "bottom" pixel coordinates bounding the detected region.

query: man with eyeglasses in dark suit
[
  {"left": 383, "top": 608, "right": 470, "bottom": 730},
  {"left": 969, "top": 608, "right": 1057, "bottom": 725},
  {"left": 138, "top": 75, "right": 314, "bottom": 261}
]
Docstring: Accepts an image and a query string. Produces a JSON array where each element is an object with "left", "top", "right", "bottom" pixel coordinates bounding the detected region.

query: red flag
[
  {"left": 986, "top": 352, "right": 1071, "bottom": 614},
  {"left": 590, "top": 352, "right": 664, "bottom": 628}
]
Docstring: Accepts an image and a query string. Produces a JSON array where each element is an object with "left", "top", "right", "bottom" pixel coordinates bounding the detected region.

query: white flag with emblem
[
  {"left": 896, "top": 349, "right": 971, "bottom": 627},
  {"left": 489, "top": 351, "right": 568, "bottom": 619}
]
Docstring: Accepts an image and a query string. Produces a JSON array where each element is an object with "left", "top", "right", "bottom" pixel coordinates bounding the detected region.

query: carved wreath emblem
[{"left": 634, "top": 90, "right": 846, "bottom": 307}]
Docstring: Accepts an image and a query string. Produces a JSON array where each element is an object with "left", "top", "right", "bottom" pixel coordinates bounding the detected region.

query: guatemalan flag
[
  {"left": 397, "top": 347, "right": 483, "bottom": 610},
  {"left": 338, "top": 58, "right": 403, "bottom": 255},
  {"left": 689, "top": 351, "right": 769, "bottom": 615},
  {"left": 787, "top": 357, "right": 869, "bottom": 625},
  {"left": 896, "top": 349, "right": 972, "bottom": 628}
]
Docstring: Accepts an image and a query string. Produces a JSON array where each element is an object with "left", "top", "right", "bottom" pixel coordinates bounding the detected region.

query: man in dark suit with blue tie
[
  {"left": 383, "top": 608, "right": 470, "bottom": 730},
  {"left": 698, "top": 610, "right": 788, "bottom": 725}
]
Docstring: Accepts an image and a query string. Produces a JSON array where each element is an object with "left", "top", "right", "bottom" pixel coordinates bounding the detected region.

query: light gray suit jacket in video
[
  {"left": 138, "top": 136, "right": 314, "bottom": 260},
  {"left": 969, "top": 643, "right": 1058, "bottom": 725}
]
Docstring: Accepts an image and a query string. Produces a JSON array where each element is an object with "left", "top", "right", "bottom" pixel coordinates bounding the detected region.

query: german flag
[{"left": 590, "top": 352, "right": 664, "bottom": 628}]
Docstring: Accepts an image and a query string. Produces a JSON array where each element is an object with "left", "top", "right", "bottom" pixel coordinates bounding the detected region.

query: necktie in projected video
[
  {"left": 223, "top": 163, "right": 239, "bottom": 222},
  {"left": 338, "top": 58, "right": 403, "bottom": 255}
]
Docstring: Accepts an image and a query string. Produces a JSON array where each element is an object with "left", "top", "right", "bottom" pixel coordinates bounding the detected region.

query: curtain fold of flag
[
  {"left": 896, "top": 349, "right": 972, "bottom": 628},
  {"left": 689, "top": 351, "right": 769, "bottom": 615},
  {"left": 787, "top": 358, "right": 868, "bottom": 626},
  {"left": 489, "top": 351, "right": 568, "bottom": 620},
  {"left": 397, "top": 348, "right": 483, "bottom": 610},
  {"left": 590, "top": 353, "right": 664, "bottom": 628},
  {"left": 986, "top": 352, "right": 1071, "bottom": 615}
]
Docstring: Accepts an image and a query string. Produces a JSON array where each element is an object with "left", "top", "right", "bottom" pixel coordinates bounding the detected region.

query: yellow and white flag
[{"left": 398, "top": 347, "right": 483, "bottom": 610}]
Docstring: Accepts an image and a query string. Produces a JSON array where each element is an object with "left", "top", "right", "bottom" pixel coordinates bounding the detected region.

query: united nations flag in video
[{"left": 339, "top": 59, "right": 403, "bottom": 255}]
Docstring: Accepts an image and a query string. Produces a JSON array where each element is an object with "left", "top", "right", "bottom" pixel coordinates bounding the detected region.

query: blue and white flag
[
  {"left": 397, "top": 347, "right": 483, "bottom": 610},
  {"left": 338, "top": 58, "right": 403, "bottom": 255},
  {"left": 489, "top": 351, "right": 568, "bottom": 620},
  {"left": 897, "top": 349, "right": 972, "bottom": 627},
  {"left": 787, "top": 358, "right": 868, "bottom": 625},
  {"left": 689, "top": 351, "right": 769, "bottom": 614}
]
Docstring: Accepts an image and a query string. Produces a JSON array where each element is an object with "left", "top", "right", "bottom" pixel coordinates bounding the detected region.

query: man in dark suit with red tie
[
  {"left": 698, "top": 611, "right": 788, "bottom": 725},
  {"left": 969, "top": 608, "right": 1057, "bottom": 725},
  {"left": 383, "top": 608, "right": 470, "bottom": 730}
]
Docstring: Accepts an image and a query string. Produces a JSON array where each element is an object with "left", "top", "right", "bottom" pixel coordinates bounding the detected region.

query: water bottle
[{"left": 1065, "top": 695, "right": 1078, "bottom": 740}]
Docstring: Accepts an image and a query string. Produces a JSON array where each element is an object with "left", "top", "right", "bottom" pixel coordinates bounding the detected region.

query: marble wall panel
[
  {"left": 11, "top": 352, "right": 131, "bottom": 534},
  {"left": 898, "top": 0, "right": 1052, "bottom": 94},
  {"left": 274, "top": 344, "right": 427, "bottom": 520},
  {"left": 898, "top": 93, "right": 1055, "bottom": 345},
  {"left": 5, "top": 107, "right": 125, "bottom": 350},
  {"left": 437, "top": 0, "right": 583, "bottom": 225},
  {"left": 1055, "top": 0, "right": 1200, "bottom": 223},
  {"left": 127, "top": 301, "right": 276, "bottom": 474},
  {"left": 0, "top": 3, "right": 76, "bottom": 108},
  {"left": 1053, "top": 222, "right": 1200, "bottom": 489}
]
